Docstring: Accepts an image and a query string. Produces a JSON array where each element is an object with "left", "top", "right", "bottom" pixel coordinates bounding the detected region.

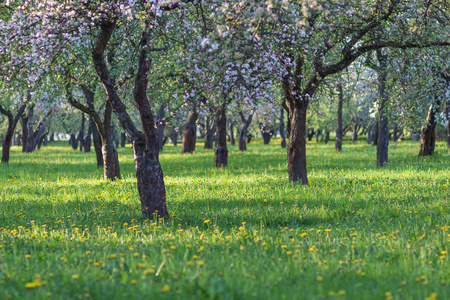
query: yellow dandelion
[{"left": 161, "top": 285, "right": 170, "bottom": 292}]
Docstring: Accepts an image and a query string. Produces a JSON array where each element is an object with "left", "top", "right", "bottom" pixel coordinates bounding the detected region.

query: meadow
[{"left": 0, "top": 138, "right": 449, "bottom": 299}]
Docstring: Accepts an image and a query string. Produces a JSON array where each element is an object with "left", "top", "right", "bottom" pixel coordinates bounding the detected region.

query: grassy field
[{"left": 0, "top": 138, "right": 449, "bottom": 299}]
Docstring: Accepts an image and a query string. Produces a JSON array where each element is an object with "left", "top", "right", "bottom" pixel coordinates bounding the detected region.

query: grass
[{"left": 0, "top": 138, "right": 449, "bottom": 300}]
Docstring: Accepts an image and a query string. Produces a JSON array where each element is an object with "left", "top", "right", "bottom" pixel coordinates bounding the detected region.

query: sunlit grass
[{"left": 0, "top": 138, "right": 449, "bottom": 299}]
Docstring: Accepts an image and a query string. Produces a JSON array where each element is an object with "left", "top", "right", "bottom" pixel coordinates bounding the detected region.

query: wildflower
[
  {"left": 316, "top": 276, "right": 323, "bottom": 282},
  {"left": 72, "top": 274, "right": 79, "bottom": 280},
  {"left": 162, "top": 285, "right": 170, "bottom": 292},
  {"left": 204, "top": 220, "right": 210, "bottom": 224}
]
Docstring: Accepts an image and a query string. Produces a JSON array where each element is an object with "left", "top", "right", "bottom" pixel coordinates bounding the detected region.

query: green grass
[{"left": 0, "top": 138, "right": 449, "bottom": 300}]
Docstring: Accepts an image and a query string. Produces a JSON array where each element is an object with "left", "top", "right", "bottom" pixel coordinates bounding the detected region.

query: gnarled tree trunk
[
  {"left": 418, "top": 100, "right": 440, "bottom": 156},
  {"left": 214, "top": 107, "right": 228, "bottom": 167},
  {"left": 25, "top": 108, "right": 51, "bottom": 153},
  {"left": 181, "top": 110, "right": 198, "bottom": 153},
  {"left": 239, "top": 111, "right": 253, "bottom": 151},
  {"left": 92, "top": 22, "right": 167, "bottom": 218}
]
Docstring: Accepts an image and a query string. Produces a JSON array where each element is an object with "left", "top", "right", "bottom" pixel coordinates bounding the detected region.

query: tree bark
[
  {"left": 92, "top": 121, "right": 103, "bottom": 167},
  {"left": 21, "top": 104, "right": 34, "bottom": 152},
  {"left": 67, "top": 83, "right": 120, "bottom": 179},
  {"left": 214, "top": 107, "right": 228, "bottom": 167},
  {"left": 367, "top": 125, "right": 373, "bottom": 144},
  {"left": 229, "top": 122, "right": 235, "bottom": 145},
  {"left": 121, "top": 132, "right": 126, "bottom": 147},
  {"left": 156, "top": 105, "right": 165, "bottom": 152},
  {"left": 287, "top": 104, "right": 308, "bottom": 184},
  {"left": 280, "top": 108, "right": 286, "bottom": 148},
  {"left": 418, "top": 100, "right": 440, "bottom": 156},
  {"left": 181, "top": 110, "right": 198, "bottom": 153},
  {"left": 393, "top": 125, "right": 403, "bottom": 142},
  {"left": 335, "top": 83, "right": 344, "bottom": 152},
  {"left": 445, "top": 101, "right": 450, "bottom": 147},
  {"left": 352, "top": 122, "right": 359, "bottom": 142},
  {"left": 101, "top": 100, "right": 121, "bottom": 180},
  {"left": 92, "top": 22, "right": 167, "bottom": 218},
  {"left": 25, "top": 108, "right": 51, "bottom": 153},
  {"left": 70, "top": 134, "right": 78, "bottom": 149},
  {"left": 78, "top": 114, "right": 85, "bottom": 152},
  {"left": 0, "top": 102, "right": 27, "bottom": 163},
  {"left": 239, "top": 111, "right": 253, "bottom": 151},
  {"left": 204, "top": 115, "right": 214, "bottom": 149},
  {"left": 376, "top": 51, "right": 389, "bottom": 168},
  {"left": 373, "top": 121, "right": 379, "bottom": 145},
  {"left": 172, "top": 127, "right": 179, "bottom": 146},
  {"left": 324, "top": 131, "right": 330, "bottom": 144},
  {"left": 84, "top": 116, "right": 92, "bottom": 152}
]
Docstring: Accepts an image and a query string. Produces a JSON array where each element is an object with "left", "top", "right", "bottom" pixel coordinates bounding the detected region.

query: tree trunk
[
  {"left": 261, "top": 124, "right": 273, "bottom": 144},
  {"left": 352, "top": 123, "right": 359, "bottom": 142},
  {"left": 307, "top": 129, "right": 315, "bottom": 141},
  {"left": 393, "top": 125, "right": 403, "bottom": 142},
  {"left": 324, "top": 131, "right": 330, "bottom": 144},
  {"left": 37, "top": 132, "right": 47, "bottom": 149},
  {"left": 71, "top": 134, "right": 78, "bottom": 150},
  {"left": 418, "top": 100, "right": 440, "bottom": 156},
  {"left": 181, "top": 110, "right": 198, "bottom": 153},
  {"left": 280, "top": 108, "right": 286, "bottom": 148},
  {"left": 376, "top": 52, "right": 389, "bottom": 168},
  {"left": 84, "top": 117, "right": 93, "bottom": 152},
  {"left": 335, "top": 83, "right": 344, "bottom": 152},
  {"left": 239, "top": 111, "right": 253, "bottom": 151},
  {"left": 287, "top": 104, "right": 308, "bottom": 184},
  {"left": 68, "top": 83, "right": 120, "bottom": 179},
  {"left": 92, "top": 22, "right": 167, "bottom": 218},
  {"left": 102, "top": 101, "right": 121, "bottom": 180},
  {"left": 315, "top": 129, "right": 321, "bottom": 143},
  {"left": 121, "top": 132, "right": 126, "bottom": 147},
  {"left": 367, "top": 125, "right": 373, "bottom": 145},
  {"left": 214, "top": 107, "right": 228, "bottom": 167},
  {"left": 445, "top": 101, "right": 450, "bottom": 147},
  {"left": 373, "top": 121, "right": 379, "bottom": 145},
  {"left": 172, "top": 127, "right": 179, "bottom": 146},
  {"left": 78, "top": 114, "right": 85, "bottom": 152},
  {"left": 21, "top": 104, "right": 34, "bottom": 152},
  {"left": 92, "top": 121, "right": 103, "bottom": 167},
  {"left": 229, "top": 122, "right": 235, "bottom": 146},
  {"left": 0, "top": 103, "right": 27, "bottom": 163},
  {"left": 112, "top": 124, "right": 119, "bottom": 148},
  {"left": 156, "top": 105, "right": 165, "bottom": 152},
  {"left": 25, "top": 108, "right": 51, "bottom": 153},
  {"left": 204, "top": 116, "right": 214, "bottom": 149}
]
